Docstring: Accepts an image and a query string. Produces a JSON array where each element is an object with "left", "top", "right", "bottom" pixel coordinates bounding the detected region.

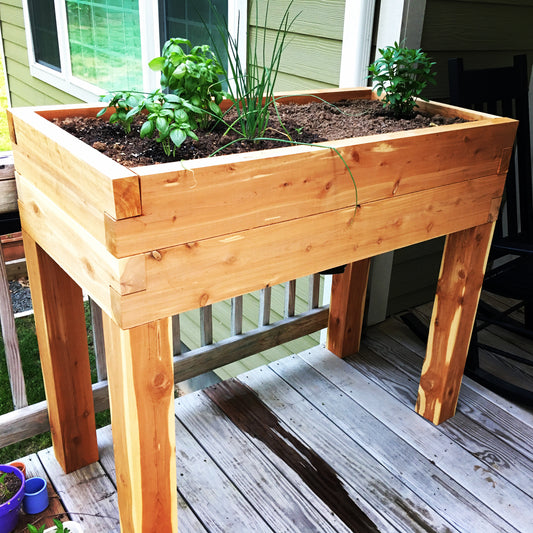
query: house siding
[
  {"left": 0, "top": 0, "right": 81, "bottom": 106},
  {"left": 386, "top": 0, "right": 533, "bottom": 316},
  {"left": 249, "top": 0, "right": 346, "bottom": 91}
]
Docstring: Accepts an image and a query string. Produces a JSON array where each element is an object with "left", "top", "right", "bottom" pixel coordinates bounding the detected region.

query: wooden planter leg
[
  {"left": 327, "top": 258, "right": 371, "bottom": 357},
  {"left": 22, "top": 231, "right": 98, "bottom": 472},
  {"left": 102, "top": 313, "right": 178, "bottom": 533},
  {"left": 417, "top": 221, "right": 496, "bottom": 425}
]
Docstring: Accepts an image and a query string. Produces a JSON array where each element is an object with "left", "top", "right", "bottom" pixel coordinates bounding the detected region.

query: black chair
[{"left": 403, "top": 55, "right": 533, "bottom": 404}]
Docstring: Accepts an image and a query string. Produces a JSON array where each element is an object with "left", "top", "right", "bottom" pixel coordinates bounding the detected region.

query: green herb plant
[
  {"left": 0, "top": 472, "right": 13, "bottom": 501},
  {"left": 27, "top": 519, "right": 71, "bottom": 533},
  {"left": 209, "top": 0, "right": 299, "bottom": 140},
  {"left": 368, "top": 42, "right": 436, "bottom": 117},
  {"left": 98, "top": 38, "right": 226, "bottom": 156}
]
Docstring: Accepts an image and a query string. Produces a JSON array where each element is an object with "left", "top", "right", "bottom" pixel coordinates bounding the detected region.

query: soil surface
[
  {"left": 54, "top": 99, "right": 465, "bottom": 167},
  {"left": 0, "top": 471, "right": 22, "bottom": 504}
]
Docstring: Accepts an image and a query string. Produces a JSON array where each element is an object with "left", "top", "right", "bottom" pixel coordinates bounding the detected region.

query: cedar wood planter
[
  {"left": 7, "top": 88, "right": 517, "bottom": 329},
  {"left": 7, "top": 87, "right": 518, "bottom": 531}
]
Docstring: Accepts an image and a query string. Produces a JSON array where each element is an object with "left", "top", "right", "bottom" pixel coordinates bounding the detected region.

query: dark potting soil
[
  {"left": 53, "top": 99, "right": 466, "bottom": 168},
  {"left": 0, "top": 471, "right": 22, "bottom": 504}
]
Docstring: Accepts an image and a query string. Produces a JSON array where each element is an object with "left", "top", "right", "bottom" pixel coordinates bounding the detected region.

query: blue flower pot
[
  {"left": 23, "top": 476, "right": 49, "bottom": 514},
  {"left": 0, "top": 464, "right": 25, "bottom": 533}
]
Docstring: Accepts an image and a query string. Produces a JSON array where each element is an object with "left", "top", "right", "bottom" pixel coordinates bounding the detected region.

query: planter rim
[{"left": 0, "top": 464, "right": 25, "bottom": 533}]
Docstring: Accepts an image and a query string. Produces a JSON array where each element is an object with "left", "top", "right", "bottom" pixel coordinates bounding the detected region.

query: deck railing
[{"left": 0, "top": 237, "right": 328, "bottom": 447}]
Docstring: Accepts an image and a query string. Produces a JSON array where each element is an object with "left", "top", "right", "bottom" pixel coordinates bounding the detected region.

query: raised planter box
[{"left": 7, "top": 88, "right": 517, "bottom": 330}]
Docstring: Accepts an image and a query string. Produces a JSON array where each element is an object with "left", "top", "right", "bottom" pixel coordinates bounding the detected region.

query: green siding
[
  {"left": 249, "top": 0, "right": 345, "bottom": 91},
  {"left": 0, "top": 0, "right": 81, "bottom": 106}
]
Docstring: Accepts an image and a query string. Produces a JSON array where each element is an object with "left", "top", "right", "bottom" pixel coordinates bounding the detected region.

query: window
[{"left": 22, "top": 0, "right": 246, "bottom": 101}]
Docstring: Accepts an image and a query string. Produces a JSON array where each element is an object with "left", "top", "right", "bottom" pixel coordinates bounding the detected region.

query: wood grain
[
  {"left": 0, "top": 240, "right": 27, "bottom": 409},
  {"left": 417, "top": 222, "right": 496, "bottom": 424},
  {"left": 23, "top": 231, "right": 98, "bottom": 472},
  {"left": 102, "top": 314, "right": 177, "bottom": 533},
  {"left": 327, "top": 259, "right": 371, "bottom": 357}
]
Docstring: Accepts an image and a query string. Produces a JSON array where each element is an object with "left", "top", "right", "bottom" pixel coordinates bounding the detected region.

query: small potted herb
[
  {"left": 28, "top": 519, "right": 84, "bottom": 533},
  {"left": 0, "top": 464, "right": 25, "bottom": 533}
]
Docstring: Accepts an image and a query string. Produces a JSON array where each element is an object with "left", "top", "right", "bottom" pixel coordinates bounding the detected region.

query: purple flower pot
[{"left": 0, "top": 464, "right": 25, "bottom": 533}]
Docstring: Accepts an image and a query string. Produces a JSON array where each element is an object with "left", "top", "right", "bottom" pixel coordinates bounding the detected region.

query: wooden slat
[
  {"left": 38, "top": 447, "right": 120, "bottom": 532},
  {"left": 259, "top": 286, "right": 272, "bottom": 326},
  {"left": 4, "top": 258, "right": 27, "bottom": 281},
  {"left": 299, "top": 347, "right": 533, "bottom": 533},
  {"left": 231, "top": 295, "right": 243, "bottom": 336},
  {"left": 308, "top": 273, "right": 321, "bottom": 309},
  {"left": 23, "top": 231, "right": 98, "bottom": 473},
  {"left": 177, "top": 390, "right": 344, "bottom": 532},
  {"left": 0, "top": 241, "right": 27, "bottom": 409},
  {"left": 200, "top": 305, "right": 213, "bottom": 346},
  {"left": 327, "top": 259, "right": 371, "bottom": 357},
  {"left": 106, "top": 118, "right": 516, "bottom": 258},
  {"left": 417, "top": 222, "right": 496, "bottom": 424},
  {"left": 172, "top": 314, "right": 181, "bottom": 355},
  {"left": 173, "top": 307, "right": 329, "bottom": 382},
  {"left": 269, "top": 353, "right": 523, "bottom": 533},
  {"left": 89, "top": 298, "right": 107, "bottom": 382},
  {"left": 114, "top": 173, "right": 505, "bottom": 328},
  {"left": 0, "top": 178, "right": 17, "bottom": 214},
  {"left": 102, "top": 314, "right": 177, "bottom": 533},
  {"left": 285, "top": 279, "right": 297, "bottom": 317},
  {"left": 361, "top": 321, "right": 533, "bottom": 497}
]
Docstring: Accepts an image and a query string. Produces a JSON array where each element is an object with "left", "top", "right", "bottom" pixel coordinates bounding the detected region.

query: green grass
[
  {"left": 0, "top": 59, "right": 12, "bottom": 151},
  {"left": 0, "top": 304, "right": 111, "bottom": 464}
]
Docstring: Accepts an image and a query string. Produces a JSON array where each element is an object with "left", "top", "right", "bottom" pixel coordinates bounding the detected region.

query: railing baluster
[
  {"left": 0, "top": 242, "right": 27, "bottom": 409},
  {"left": 200, "top": 305, "right": 213, "bottom": 346},
  {"left": 231, "top": 296, "right": 243, "bottom": 336},
  {"left": 172, "top": 314, "right": 181, "bottom": 355},
  {"left": 285, "top": 279, "right": 296, "bottom": 317},
  {"left": 259, "top": 287, "right": 272, "bottom": 326},
  {"left": 309, "top": 273, "right": 321, "bottom": 310},
  {"left": 89, "top": 298, "right": 107, "bottom": 381}
]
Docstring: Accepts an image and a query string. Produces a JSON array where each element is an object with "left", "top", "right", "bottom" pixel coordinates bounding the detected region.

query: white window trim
[{"left": 21, "top": 0, "right": 247, "bottom": 102}]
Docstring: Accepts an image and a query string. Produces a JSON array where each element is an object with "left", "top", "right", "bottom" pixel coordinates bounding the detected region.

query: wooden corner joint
[
  {"left": 6, "top": 110, "right": 17, "bottom": 146},
  {"left": 112, "top": 175, "right": 142, "bottom": 220},
  {"left": 117, "top": 253, "right": 147, "bottom": 296},
  {"left": 497, "top": 146, "right": 513, "bottom": 175}
]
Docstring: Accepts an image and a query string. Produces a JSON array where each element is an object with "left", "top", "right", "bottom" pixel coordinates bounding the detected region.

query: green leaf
[
  {"left": 170, "top": 128, "right": 187, "bottom": 147},
  {"left": 96, "top": 107, "right": 107, "bottom": 118},
  {"left": 156, "top": 116, "right": 170, "bottom": 136},
  {"left": 208, "top": 100, "right": 222, "bottom": 116},
  {"left": 148, "top": 56, "right": 166, "bottom": 71},
  {"left": 140, "top": 120, "right": 155, "bottom": 138}
]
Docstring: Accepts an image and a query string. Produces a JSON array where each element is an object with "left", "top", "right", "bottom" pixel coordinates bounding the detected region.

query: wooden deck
[{"left": 14, "top": 309, "right": 533, "bottom": 532}]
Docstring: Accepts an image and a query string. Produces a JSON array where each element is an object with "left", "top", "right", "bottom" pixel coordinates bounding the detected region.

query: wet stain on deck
[{"left": 204, "top": 379, "right": 379, "bottom": 533}]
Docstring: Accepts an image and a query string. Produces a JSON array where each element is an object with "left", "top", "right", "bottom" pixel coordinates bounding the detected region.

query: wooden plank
[
  {"left": 200, "top": 305, "right": 213, "bottom": 346},
  {"left": 0, "top": 179, "right": 17, "bottom": 213},
  {"left": 16, "top": 176, "right": 145, "bottom": 316},
  {"left": 8, "top": 106, "right": 141, "bottom": 223},
  {"left": 0, "top": 241, "right": 27, "bottom": 408},
  {"left": 4, "top": 258, "right": 27, "bottom": 280},
  {"left": 308, "top": 273, "right": 321, "bottom": 309},
  {"left": 246, "top": 361, "right": 516, "bottom": 533},
  {"left": 173, "top": 307, "right": 329, "bottom": 382},
  {"left": 299, "top": 346, "right": 533, "bottom": 532},
  {"left": 96, "top": 425, "right": 207, "bottom": 533},
  {"left": 23, "top": 231, "right": 98, "bottom": 473},
  {"left": 231, "top": 295, "right": 243, "bottom": 335},
  {"left": 13, "top": 453, "right": 68, "bottom": 532},
  {"left": 38, "top": 447, "right": 120, "bottom": 532},
  {"left": 285, "top": 279, "right": 297, "bottom": 317},
  {"left": 361, "top": 322, "right": 533, "bottom": 498},
  {"left": 417, "top": 222, "right": 496, "bottom": 424},
  {"left": 106, "top": 118, "right": 516, "bottom": 257},
  {"left": 114, "top": 173, "right": 504, "bottom": 328},
  {"left": 102, "top": 314, "right": 177, "bottom": 533},
  {"left": 177, "top": 389, "right": 345, "bottom": 532},
  {"left": 258, "top": 286, "right": 272, "bottom": 326},
  {"left": 89, "top": 298, "right": 107, "bottom": 381},
  {"left": 327, "top": 259, "right": 371, "bottom": 357}
]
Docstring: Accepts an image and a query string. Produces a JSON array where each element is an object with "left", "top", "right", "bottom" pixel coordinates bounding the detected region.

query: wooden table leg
[
  {"left": 102, "top": 313, "right": 178, "bottom": 532},
  {"left": 23, "top": 231, "right": 98, "bottom": 472},
  {"left": 327, "top": 258, "right": 371, "bottom": 357},
  {"left": 417, "top": 221, "right": 496, "bottom": 425}
]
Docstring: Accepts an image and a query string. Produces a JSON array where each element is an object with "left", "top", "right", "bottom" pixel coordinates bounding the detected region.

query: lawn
[{"left": 0, "top": 59, "right": 11, "bottom": 150}]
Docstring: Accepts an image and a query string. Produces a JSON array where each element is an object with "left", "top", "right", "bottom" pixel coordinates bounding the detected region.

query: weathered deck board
[{"left": 9, "top": 310, "right": 533, "bottom": 532}]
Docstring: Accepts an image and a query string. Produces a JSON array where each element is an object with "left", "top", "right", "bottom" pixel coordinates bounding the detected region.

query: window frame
[{"left": 21, "top": 0, "right": 247, "bottom": 102}]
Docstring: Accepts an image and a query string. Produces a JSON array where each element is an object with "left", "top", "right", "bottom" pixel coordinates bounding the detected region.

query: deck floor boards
[{"left": 12, "top": 308, "right": 533, "bottom": 532}]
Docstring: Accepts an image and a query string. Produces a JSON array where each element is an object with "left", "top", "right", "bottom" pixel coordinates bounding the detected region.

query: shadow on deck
[{"left": 14, "top": 309, "right": 533, "bottom": 532}]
